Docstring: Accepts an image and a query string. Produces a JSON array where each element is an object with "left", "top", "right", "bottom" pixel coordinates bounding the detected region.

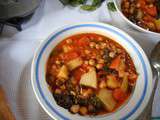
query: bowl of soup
[
  {"left": 31, "top": 23, "right": 153, "bottom": 120},
  {"left": 114, "top": 0, "right": 160, "bottom": 35}
]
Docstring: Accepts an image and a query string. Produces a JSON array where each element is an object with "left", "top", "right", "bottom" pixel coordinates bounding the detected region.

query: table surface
[{"left": 0, "top": 0, "right": 160, "bottom": 120}]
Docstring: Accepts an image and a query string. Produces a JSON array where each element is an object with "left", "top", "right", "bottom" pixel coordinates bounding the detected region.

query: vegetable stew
[
  {"left": 121, "top": 0, "right": 160, "bottom": 33},
  {"left": 46, "top": 33, "right": 138, "bottom": 116}
]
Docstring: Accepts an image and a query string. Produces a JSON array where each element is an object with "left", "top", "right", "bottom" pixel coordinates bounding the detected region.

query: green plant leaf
[
  {"left": 59, "top": 0, "right": 70, "bottom": 5},
  {"left": 69, "top": 0, "right": 81, "bottom": 6},
  {"left": 81, "top": 5, "right": 97, "bottom": 11},
  {"left": 107, "top": 2, "right": 116, "bottom": 12},
  {"left": 92, "top": 0, "right": 101, "bottom": 6}
]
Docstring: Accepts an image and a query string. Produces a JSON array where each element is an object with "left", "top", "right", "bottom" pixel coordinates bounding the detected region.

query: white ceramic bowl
[
  {"left": 31, "top": 23, "right": 153, "bottom": 120},
  {"left": 113, "top": 0, "right": 160, "bottom": 35}
]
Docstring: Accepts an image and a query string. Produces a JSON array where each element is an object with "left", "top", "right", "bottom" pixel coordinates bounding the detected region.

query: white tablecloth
[{"left": 0, "top": 0, "right": 160, "bottom": 120}]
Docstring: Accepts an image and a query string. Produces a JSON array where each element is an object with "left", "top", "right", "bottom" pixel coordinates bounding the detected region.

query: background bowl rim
[{"left": 113, "top": 0, "right": 160, "bottom": 35}]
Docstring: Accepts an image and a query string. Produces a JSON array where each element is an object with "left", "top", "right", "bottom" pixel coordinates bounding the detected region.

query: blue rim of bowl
[{"left": 35, "top": 24, "right": 148, "bottom": 120}]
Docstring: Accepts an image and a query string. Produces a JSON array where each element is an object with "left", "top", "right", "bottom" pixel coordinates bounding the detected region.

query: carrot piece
[
  {"left": 109, "top": 55, "right": 121, "bottom": 70},
  {"left": 113, "top": 88, "right": 127, "bottom": 101}
]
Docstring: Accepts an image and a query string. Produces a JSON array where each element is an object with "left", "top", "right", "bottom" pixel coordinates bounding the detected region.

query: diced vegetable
[
  {"left": 79, "top": 107, "right": 88, "bottom": 115},
  {"left": 63, "top": 51, "right": 79, "bottom": 61},
  {"left": 109, "top": 55, "right": 121, "bottom": 70},
  {"left": 97, "top": 88, "right": 117, "bottom": 111},
  {"left": 106, "top": 75, "right": 120, "bottom": 89},
  {"left": 137, "top": 0, "right": 146, "bottom": 8},
  {"left": 90, "top": 95, "right": 104, "bottom": 110},
  {"left": 113, "top": 88, "right": 127, "bottom": 101},
  {"left": 103, "top": 49, "right": 111, "bottom": 62},
  {"left": 57, "top": 65, "right": 69, "bottom": 80},
  {"left": 76, "top": 36, "right": 89, "bottom": 46},
  {"left": 70, "top": 105, "right": 80, "bottom": 114},
  {"left": 63, "top": 45, "right": 73, "bottom": 53},
  {"left": 118, "top": 59, "right": 126, "bottom": 77},
  {"left": 81, "top": 88, "right": 93, "bottom": 97},
  {"left": 55, "top": 89, "right": 62, "bottom": 94},
  {"left": 53, "top": 93, "right": 74, "bottom": 109},
  {"left": 146, "top": 22, "right": 156, "bottom": 31},
  {"left": 80, "top": 68, "right": 97, "bottom": 88},
  {"left": 121, "top": 74, "right": 128, "bottom": 92},
  {"left": 143, "top": 15, "right": 155, "bottom": 22},
  {"left": 99, "top": 80, "right": 107, "bottom": 88},
  {"left": 145, "top": 6, "right": 157, "bottom": 17},
  {"left": 73, "top": 67, "right": 85, "bottom": 81},
  {"left": 136, "top": 9, "right": 144, "bottom": 20},
  {"left": 67, "top": 57, "right": 83, "bottom": 70},
  {"left": 155, "top": 19, "right": 160, "bottom": 31}
]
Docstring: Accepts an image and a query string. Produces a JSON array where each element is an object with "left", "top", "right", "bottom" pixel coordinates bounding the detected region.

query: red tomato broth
[{"left": 46, "top": 33, "right": 138, "bottom": 116}]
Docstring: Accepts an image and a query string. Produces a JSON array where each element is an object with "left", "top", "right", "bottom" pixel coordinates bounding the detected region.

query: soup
[
  {"left": 121, "top": 0, "right": 160, "bottom": 33},
  {"left": 46, "top": 33, "right": 138, "bottom": 116}
]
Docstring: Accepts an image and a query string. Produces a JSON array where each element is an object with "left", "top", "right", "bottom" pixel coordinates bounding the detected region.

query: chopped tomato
[
  {"left": 109, "top": 55, "right": 121, "bottom": 70},
  {"left": 75, "top": 36, "right": 89, "bottom": 46},
  {"left": 62, "top": 51, "right": 79, "bottom": 61},
  {"left": 81, "top": 64, "right": 91, "bottom": 71},
  {"left": 143, "top": 15, "right": 155, "bottom": 22},
  {"left": 113, "top": 88, "right": 127, "bottom": 101},
  {"left": 145, "top": 6, "right": 157, "bottom": 17},
  {"left": 73, "top": 67, "right": 86, "bottom": 81}
]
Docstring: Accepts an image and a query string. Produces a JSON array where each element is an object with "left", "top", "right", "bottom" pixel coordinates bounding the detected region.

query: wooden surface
[{"left": 0, "top": 86, "right": 15, "bottom": 120}]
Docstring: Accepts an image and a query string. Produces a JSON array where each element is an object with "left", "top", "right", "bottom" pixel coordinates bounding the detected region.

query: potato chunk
[
  {"left": 118, "top": 59, "right": 126, "bottom": 78},
  {"left": 63, "top": 45, "right": 72, "bottom": 53},
  {"left": 67, "top": 57, "right": 83, "bottom": 71},
  {"left": 121, "top": 75, "right": 128, "bottom": 92},
  {"left": 57, "top": 65, "right": 69, "bottom": 80},
  {"left": 80, "top": 69, "right": 97, "bottom": 88},
  {"left": 155, "top": 19, "right": 160, "bottom": 31},
  {"left": 106, "top": 75, "right": 120, "bottom": 89},
  {"left": 97, "top": 88, "right": 117, "bottom": 111}
]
